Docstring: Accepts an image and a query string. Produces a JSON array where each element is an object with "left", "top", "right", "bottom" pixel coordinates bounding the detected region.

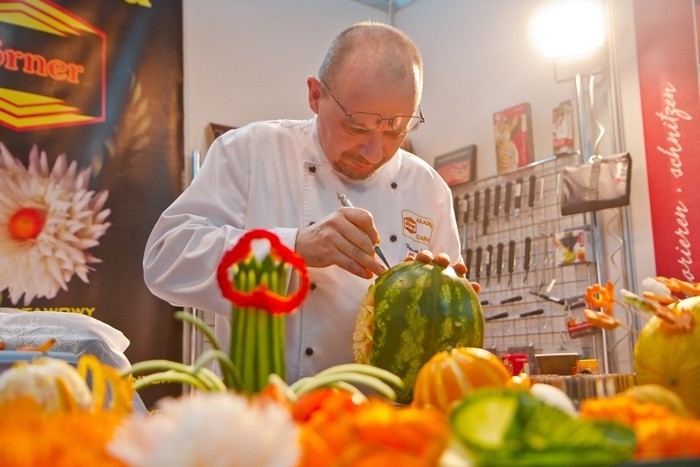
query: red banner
[
  {"left": 0, "top": 0, "right": 183, "bottom": 408},
  {"left": 633, "top": 0, "right": 700, "bottom": 281}
]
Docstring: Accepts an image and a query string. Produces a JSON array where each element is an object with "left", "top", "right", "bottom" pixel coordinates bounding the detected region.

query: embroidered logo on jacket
[{"left": 402, "top": 210, "right": 433, "bottom": 245}]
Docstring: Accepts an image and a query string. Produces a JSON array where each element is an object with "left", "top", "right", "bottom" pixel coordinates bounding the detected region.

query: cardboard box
[{"left": 554, "top": 229, "right": 592, "bottom": 265}]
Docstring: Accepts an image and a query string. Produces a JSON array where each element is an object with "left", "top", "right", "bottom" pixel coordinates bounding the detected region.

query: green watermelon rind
[{"left": 366, "top": 261, "right": 484, "bottom": 403}]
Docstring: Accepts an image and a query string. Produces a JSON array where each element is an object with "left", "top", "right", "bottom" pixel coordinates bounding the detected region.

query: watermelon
[{"left": 353, "top": 252, "right": 484, "bottom": 403}]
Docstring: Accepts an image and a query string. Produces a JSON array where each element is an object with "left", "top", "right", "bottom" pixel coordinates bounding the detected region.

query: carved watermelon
[{"left": 353, "top": 252, "right": 484, "bottom": 403}]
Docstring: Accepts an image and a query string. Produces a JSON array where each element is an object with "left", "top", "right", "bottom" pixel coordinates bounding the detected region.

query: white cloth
[{"left": 143, "top": 117, "right": 461, "bottom": 382}]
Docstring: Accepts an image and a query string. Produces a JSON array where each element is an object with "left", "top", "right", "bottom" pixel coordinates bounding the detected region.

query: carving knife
[
  {"left": 528, "top": 174, "right": 537, "bottom": 209},
  {"left": 475, "top": 246, "right": 483, "bottom": 282},
  {"left": 523, "top": 236, "right": 532, "bottom": 285},
  {"left": 482, "top": 187, "right": 491, "bottom": 236},
  {"left": 507, "top": 239, "right": 516, "bottom": 288},
  {"left": 496, "top": 241, "right": 504, "bottom": 283},
  {"left": 465, "top": 247, "right": 473, "bottom": 280},
  {"left": 472, "top": 189, "right": 480, "bottom": 240},
  {"left": 513, "top": 177, "right": 523, "bottom": 218},
  {"left": 493, "top": 183, "right": 502, "bottom": 226},
  {"left": 504, "top": 181, "right": 513, "bottom": 221},
  {"left": 485, "top": 244, "right": 493, "bottom": 286},
  {"left": 337, "top": 192, "right": 390, "bottom": 268},
  {"left": 462, "top": 193, "right": 470, "bottom": 250}
]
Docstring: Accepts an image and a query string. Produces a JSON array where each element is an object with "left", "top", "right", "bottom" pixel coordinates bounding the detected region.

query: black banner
[{"left": 0, "top": 0, "right": 184, "bottom": 407}]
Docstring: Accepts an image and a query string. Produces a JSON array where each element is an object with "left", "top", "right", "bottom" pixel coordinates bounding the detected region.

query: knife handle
[
  {"left": 493, "top": 184, "right": 501, "bottom": 217},
  {"left": 465, "top": 247, "right": 473, "bottom": 279},
  {"left": 475, "top": 246, "right": 483, "bottom": 280},
  {"left": 504, "top": 181, "right": 512, "bottom": 215},
  {"left": 524, "top": 236, "right": 532, "bottom": 270},
  {"left": 520, "top": 309, "right": 544, "bottom": 318},
  {"left": 514, "top": 178, "right": 523, "bottom": 210},
  {"left": 485, "top": 244, "right": 493, "bottom": 277},
  {"left": 473, "top": 190, "right": 480, "bottom": 223},
  {"left": 528, "top": 174, "right": 537, "bottom": 208},
  {"left": 483, "top": 187, "right": 491, "bottom": 222},
  {"left": 507, "top": 240, "right": 516, "bottom": 273},
  {"left": 463, "top": 193, "right": 470, "bottom": 224},
  {"left": 496, "top": 242, "right": 504, "bottom": 276}
]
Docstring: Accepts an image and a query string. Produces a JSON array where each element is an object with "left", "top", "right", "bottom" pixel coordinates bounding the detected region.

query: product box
[
  {"left": 552, "top": 100, "right": 575, "bottom": 155},
  {"left": 554, "top": 229, "right": 592, "bottom": 265}
]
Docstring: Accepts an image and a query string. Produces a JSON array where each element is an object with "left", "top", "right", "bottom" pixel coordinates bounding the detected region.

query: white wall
[{"left": 182, "top": 0, "right": 654, "bottom": 288}]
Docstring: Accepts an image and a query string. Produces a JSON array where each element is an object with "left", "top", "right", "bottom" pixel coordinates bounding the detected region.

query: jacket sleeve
[{"left": 142, "top": 129, "right": 298, "bottom": 315}]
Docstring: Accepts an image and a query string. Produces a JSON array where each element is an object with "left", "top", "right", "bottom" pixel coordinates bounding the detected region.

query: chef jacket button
[
  {"left": 305, "top": 347, "right": 313, "bottom": 356},
  {"left": 309, "top": 165, "right": 316, "bottom": 173},
  {"left": 310, "top": 282, "right": 317, "bottom": 290},
  {"left": 390, "top": 235, "right": 397, "bottom": 242},
  {"left": 391, "top": 182, "right": 397, "bottom": 189}
]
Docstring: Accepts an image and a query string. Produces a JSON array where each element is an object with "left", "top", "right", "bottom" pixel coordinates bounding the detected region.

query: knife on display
[
  {"left": 513, "top": 177, "right": 523, "bottom": 218},
  {"left": 507, "top": 239, "right": 516, "bottom": 288},
  {"left": 528, "top": 174, "right": 537, "bottom": 209},
  {"left": 475, "top": 246, "right": 483, "bottom": 282},
  {"left": 462, "top": 193, "right": 470, "bottom": 248},
  {"left": 496, "top": 241, "right": 504, "bottom": 283},
  {"left": 523, "top": 236, "right": 532, "bottom": 285},
  {"left": 493, "top": 184, "right": 502, "bottom": 223},
  {"left": 504, "top": 181, "right": 513, "bottom": 221},
  {"left": 465, "top": 247, "right": 473, "bottom": 280},
  {"left": 485, "top": 244, "right": 493, "bottom": 286},
  {"left": 472, "top": 190, "right": 480, "bottom": 240},
  {"left": 482, "top": 187, "right": 491, "bottom": 236}
]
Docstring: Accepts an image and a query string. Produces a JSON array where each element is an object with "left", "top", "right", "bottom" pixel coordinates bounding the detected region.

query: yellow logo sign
[{"left": 0, "top": 0, "right": 105, "bottom": 131}]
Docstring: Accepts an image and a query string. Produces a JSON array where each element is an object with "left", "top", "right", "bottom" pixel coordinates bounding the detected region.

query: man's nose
[{"left": 358, "top": 131, "right": 386, "bottom": 164}]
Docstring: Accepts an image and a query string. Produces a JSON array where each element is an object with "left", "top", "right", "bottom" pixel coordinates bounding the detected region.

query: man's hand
[
  {"left": 403, "top": 250, "right": 481, "bottom": 294},
  {"left": 295, "top": 207, "right": 387, "bottom": 279}
]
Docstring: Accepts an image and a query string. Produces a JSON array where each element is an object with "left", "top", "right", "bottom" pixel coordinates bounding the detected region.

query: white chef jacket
[{"left": 143, "top": 117, "right": 462, "bottom": 382}]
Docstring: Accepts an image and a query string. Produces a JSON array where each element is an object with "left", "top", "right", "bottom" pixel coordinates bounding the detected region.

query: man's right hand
[{"left": 295, "top": 207, "right": 387, "bottom": 279}]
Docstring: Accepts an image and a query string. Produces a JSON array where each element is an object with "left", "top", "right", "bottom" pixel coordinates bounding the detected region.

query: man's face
[{"left": 309, "top": 68, "right": 420, "bottom": 181}]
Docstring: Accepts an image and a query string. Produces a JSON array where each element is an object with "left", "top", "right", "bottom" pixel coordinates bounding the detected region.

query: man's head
[{"left": 308, "top": 22, "right": 424, "bottom": 180}]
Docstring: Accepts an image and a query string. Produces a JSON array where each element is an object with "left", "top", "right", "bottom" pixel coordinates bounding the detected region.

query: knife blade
[
  {"left": 496, "top": 241, "right": 504, "bottom": 283},
  {"left": 504, "top": 181, "right": 513, "bottom": 220},
  {"left": 513, "top": 177, "right": 523, "bottom": 218},
  {"left": 482, "top": 187, "right": 491, "bottom": 236},
  {"left": 523, "top": 236, "right": 532, "bottom": 285},
  {"left": 507, "top": 239, "right": 516, "bottom": 288},
  {"left": 475, "top": 246, "right": 483, "bottom": 282}
]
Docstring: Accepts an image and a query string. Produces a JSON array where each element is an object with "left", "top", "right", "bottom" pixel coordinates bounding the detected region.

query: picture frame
[
  {"left": 433, "top": 145, "right": 477, "bottom": 187},
  {"left": 493, "top": 102, "right": 534, "bottom": 173},
  {"left": 205, "top": 122, "right": 236, "bottom": 147}
]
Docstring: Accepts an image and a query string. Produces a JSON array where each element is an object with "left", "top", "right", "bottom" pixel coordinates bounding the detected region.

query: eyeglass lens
[{"left": 348, "top": 112, "right": 421, "bottom": 133}]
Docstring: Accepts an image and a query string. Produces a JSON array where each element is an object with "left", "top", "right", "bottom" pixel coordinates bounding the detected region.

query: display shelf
[{"left": 450, "top": 152, "right": 603, "bottom": 369}]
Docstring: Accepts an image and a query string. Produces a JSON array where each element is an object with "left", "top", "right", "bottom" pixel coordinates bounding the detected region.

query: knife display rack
[{"left": 450, "top": 152, "right": 602, "bottom": 366}]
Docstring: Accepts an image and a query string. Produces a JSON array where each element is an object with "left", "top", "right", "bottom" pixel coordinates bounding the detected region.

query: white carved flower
[
  {"left": 108, "top": 392, "right": 300, "bottom": 467},
  {"left": 0, "top": 143, "right": 111, "bottom": 305}
]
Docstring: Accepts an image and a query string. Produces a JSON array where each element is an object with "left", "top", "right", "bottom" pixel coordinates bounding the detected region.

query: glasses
[{"left": 320, "top": 81, "right": 425, "bottom": 134}]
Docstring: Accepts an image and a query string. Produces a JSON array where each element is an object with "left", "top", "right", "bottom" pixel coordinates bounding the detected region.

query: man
[{"left": 143, "top": 21, "right": 462, "bottom": 382}]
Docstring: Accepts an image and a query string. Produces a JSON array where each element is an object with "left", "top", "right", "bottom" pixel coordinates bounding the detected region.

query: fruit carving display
[
  {"left": 583, "top": 277, "right": 700, "bottom": 417},
  {"left": 412, "top": 346, "right": 516, "bottom": 413},
  {"left": 353, "top": 250, "right": 484, "bottom": 403}
]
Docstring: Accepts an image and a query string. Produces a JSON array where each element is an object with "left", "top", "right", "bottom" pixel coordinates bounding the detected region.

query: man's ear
[{"left": 307, "top": 76, "right": 322, "bottom": 114}]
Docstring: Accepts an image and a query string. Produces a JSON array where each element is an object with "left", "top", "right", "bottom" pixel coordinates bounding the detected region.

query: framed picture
[
  {"left": 433, "top": 145, "right": 477, "bottom": 187},
  {"left": 205, "top": 122, "right": 236, "bottom": 147},
  {"left": 493, "top": 102, "right": 534, "bottom": 173}
]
